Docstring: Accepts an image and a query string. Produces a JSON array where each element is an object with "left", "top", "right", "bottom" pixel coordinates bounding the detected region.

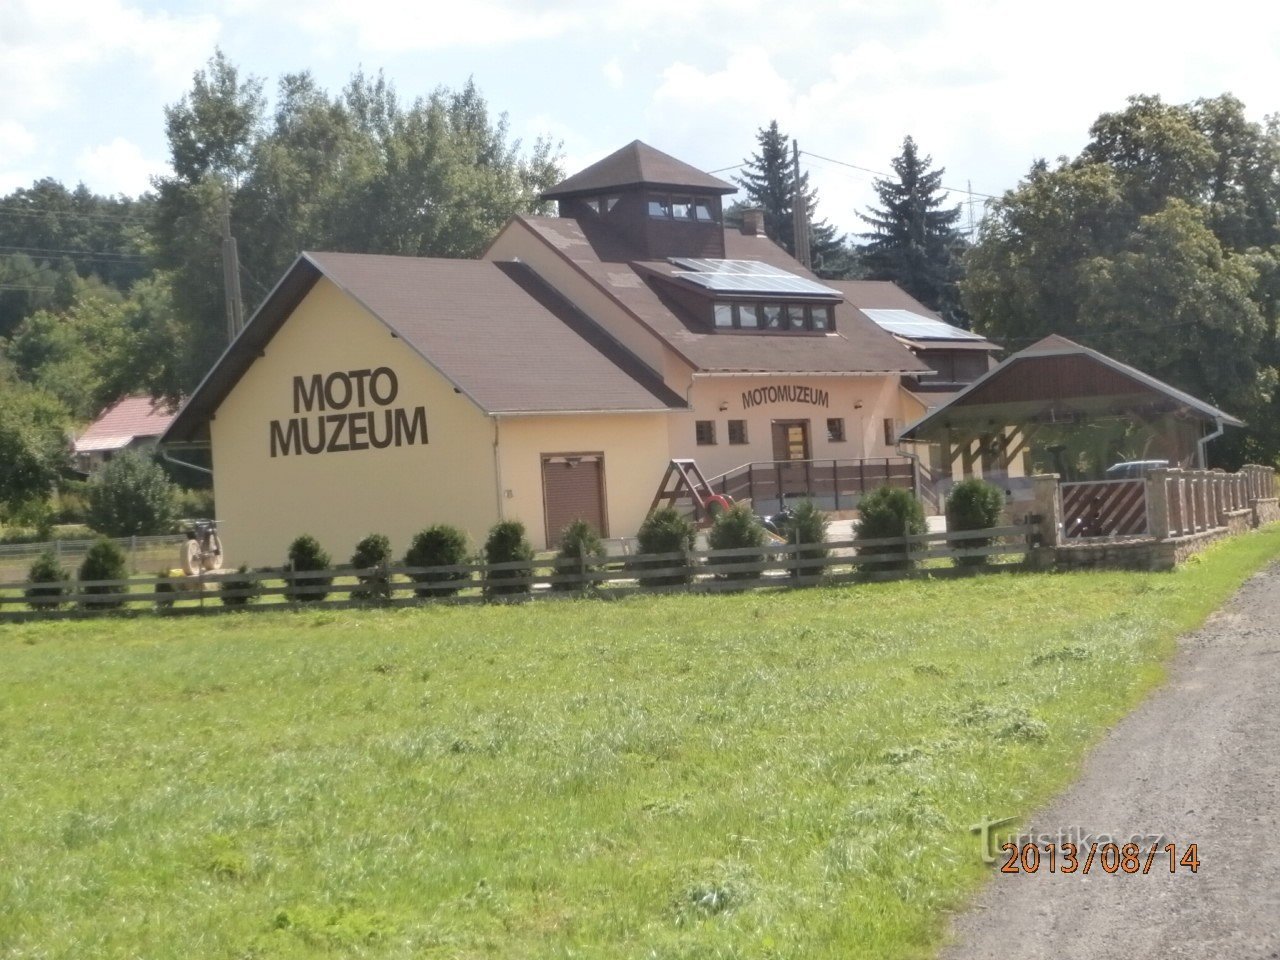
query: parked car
[{"left": 1104, "top": 460, "right": 1169, "bottom": 480}]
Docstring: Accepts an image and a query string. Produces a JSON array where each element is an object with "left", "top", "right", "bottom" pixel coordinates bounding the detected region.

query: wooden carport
[{"left": 898, "top": 335, "right": 1243, "bottom": 483}]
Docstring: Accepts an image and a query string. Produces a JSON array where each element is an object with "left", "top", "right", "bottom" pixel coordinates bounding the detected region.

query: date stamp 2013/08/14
[
  {"left": 997, "top": 840, "right": 1200, "bottom": 875},
  {"left": 970, "top": 818, "right": 1199, "bottom": 874}
]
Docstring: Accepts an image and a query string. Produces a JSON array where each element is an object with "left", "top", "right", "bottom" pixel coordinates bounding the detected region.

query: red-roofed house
[{"left": 74, "top": 395, "right": 179, "bottom": 472}]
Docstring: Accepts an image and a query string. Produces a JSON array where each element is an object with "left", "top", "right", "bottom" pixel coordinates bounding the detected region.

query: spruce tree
[
  {"left": 734, "top": 121, "right": 853, "bottom": 279},
  {"left": 859, "top": 136, "right": 967, "bottom": 325}
]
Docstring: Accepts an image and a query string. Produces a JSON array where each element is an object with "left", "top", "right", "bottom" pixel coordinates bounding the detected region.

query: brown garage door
[{"left": 541, "top": 454, "right": 607, "bottom": 548}]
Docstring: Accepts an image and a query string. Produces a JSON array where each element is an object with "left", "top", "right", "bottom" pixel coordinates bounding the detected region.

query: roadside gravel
[{"left": 942, "top": 562, "right": 1280, "bottom": 959}]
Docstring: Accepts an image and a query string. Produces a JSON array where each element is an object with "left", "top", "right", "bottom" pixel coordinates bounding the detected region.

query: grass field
[{"left": 3, "top": 528, "right": 1278, "bottom": 959}]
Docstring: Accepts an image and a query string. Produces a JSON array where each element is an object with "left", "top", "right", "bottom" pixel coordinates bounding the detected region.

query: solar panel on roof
[
  {"left": 861, "top": 308, "right": 984, "bottom": 341},
  {"left": 668, "top": 257, "right": 840, "bottom": 297}
]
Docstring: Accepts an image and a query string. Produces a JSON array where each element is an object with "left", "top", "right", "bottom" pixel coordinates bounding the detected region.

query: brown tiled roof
[
  {"left": 513, "top": 216, "right": 929, "bottom": 375},
  {"left": 542, "top": 141, "right": 737, "bottom": 200},
  {"left": 76, "top": 395, "right": 178, "bottom": 453},
  {"left": 164, "top": 253, "right": 685, "bottom": 442}
]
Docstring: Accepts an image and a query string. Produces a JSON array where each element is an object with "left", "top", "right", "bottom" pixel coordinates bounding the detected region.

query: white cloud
[
  {"left": 634, "top": 0, "right": 1280, "bottom": 232},
  {"left": 602, "top": 58, "right": 624, "bottom": 89},
  {"left": 0, "top": 0, "right": 220, "bottom": 117},
  {"left": 76, "top": 137, "right": 163, "bottom": 197}
]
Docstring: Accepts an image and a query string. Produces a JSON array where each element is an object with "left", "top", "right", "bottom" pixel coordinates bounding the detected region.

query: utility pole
[
  {"left": 220, "top": 185, "right": 245, "bottom": 343},
  {"left": 791, "top": 139, "right": 811, "bottom": 270}
]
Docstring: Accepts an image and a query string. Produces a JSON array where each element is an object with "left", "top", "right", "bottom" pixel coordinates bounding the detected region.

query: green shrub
[
  {"left": 3, "top": 497, "right": 55, "bottom": 541},
  {"left": 855, "top": 486, "right": 927, "bottom": 572},
  {"left": 404, "top": 525, "right": 471, "bottom": 597},
  {"left": 633, "top": 508, "right": 697, "bottom": 585},
  {"left": 174, "top": 486, "right": 215, "bottom": 520},
  {"left": 482, "top": 520, "right": 535, "bottom": 597},
  {"left": 219, "top": 564, "right": 261, "bottom": 606},
  {"left": 24, "top": 551, "right": 69, "bottom": 611},
  {"left": 553, "top": 519, "right": 605, "bottom": 591},
  {"left": 86, "top": 451, "right": 178, "bottom": 537},
  {"left": 779, "top": 499, "right": 830, "bottom": 579},
  {"left": 945, "top": 479, "right": 1006, "bottom": 567},
  {"left": 707, "top": 503, "right": 767, "bottom": 580},
  {"left": 286, "top": 534, "right": 332, "bottom": 602},
  {"left": 350, "top": 533, "right": 393, "bottom": 601},
  {"left": 53, "top": 480, "right": 91, "bottom": 524},
  {"left": 78, "top": 538, "right": 128, "bottom": 610}
]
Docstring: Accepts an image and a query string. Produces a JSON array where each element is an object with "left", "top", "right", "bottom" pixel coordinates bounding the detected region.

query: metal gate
[
  {"left": 541, "top": 453, "right": 607, "bottom": 548},
  {"left": 1061, "top": 479, "right": 1147, "bottom": 538}
]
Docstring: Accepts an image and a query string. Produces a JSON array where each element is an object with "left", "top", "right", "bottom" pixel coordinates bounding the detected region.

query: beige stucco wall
[
  {"left": 210, "top": 278, "right": 500, "bottom": 567},
  {"left": 495, "top": 413, "right": 672, "bottom": 548},
  {"left": 670, "top": 374, "right": 906, "bottom": 479}
]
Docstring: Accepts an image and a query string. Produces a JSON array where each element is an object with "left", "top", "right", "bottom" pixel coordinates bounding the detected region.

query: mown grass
[{"left": 2, "top": 527, "right": 1278, "bottom": 959}]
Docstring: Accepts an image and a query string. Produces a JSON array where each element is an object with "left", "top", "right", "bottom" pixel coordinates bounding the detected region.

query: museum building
[{"left": 163, "top": 141, "right": 988, "bottom": 564}]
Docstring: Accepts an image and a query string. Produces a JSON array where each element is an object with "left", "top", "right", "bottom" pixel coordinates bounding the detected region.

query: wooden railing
[
  {"left": 707, "top": 457, "right": 916, "bottom": 511},
  {"left": 0, "top": 524, "right": 1035, "bottom": 621}
]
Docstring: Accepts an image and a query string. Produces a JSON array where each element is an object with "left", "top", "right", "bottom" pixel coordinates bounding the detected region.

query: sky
[{"left": 3, "top": 0, "right": 1280, "bottom": 239}]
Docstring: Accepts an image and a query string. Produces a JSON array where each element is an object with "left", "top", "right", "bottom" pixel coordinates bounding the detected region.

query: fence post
[
  {"left": 1030, "top": 474, "right": 1062, "bottom": 548},
  {"left": 1147, "top": 468, "right": 1171, "bottom": 539},
  {"left": 130, "top": 535, "right": 138, "bottom": 573},
  {"left": 1199, "top": 470, "right": 1212, "bottom": 531},
  {"left": 578, "top": 549, "right": 587, "bottom": 594}
]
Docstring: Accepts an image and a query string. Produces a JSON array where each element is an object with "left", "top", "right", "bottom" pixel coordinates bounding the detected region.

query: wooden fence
[{"left": 0, "top": 524, "right": 1035, "bottom": 622}]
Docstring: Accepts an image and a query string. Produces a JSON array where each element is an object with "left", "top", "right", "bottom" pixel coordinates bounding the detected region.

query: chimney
[{"left": 740, "top": 208, "right": 765, "bottom": 237}]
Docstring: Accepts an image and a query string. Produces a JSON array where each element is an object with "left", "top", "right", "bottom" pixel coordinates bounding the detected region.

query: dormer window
[
  {"left": 648, "top": 194, "right": 717, "bottom": 222},
  {"left": 712, "top": 301, "right": 834, "bottom": 333}
]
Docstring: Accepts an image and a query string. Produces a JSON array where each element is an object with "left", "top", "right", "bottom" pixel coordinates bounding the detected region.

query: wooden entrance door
[
  {"left": 771, "top": 421, "right": 811, "bottom": 499},
  {"left": 541, "top": 454, "right": 607, "bottom": 549}
]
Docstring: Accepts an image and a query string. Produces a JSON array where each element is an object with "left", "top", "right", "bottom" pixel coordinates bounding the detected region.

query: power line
[
  {"left": 800, "top": 149, "right": 1002, "bottom": 201},
  {"left": 0, "top": 244, "right": 147, "bottom": 263},
  {"left": 0, "top": 206, "right": 151, "bottom": 225}
]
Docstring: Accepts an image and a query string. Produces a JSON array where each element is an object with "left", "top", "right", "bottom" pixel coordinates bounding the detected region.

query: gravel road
[{"left": 942, "top": 562, "right": 1280, "bottom": 960}]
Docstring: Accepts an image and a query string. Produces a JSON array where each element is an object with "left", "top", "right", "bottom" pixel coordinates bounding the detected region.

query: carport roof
[{"left": 899, "top": 334, "right": 1243, "bottom": 441}]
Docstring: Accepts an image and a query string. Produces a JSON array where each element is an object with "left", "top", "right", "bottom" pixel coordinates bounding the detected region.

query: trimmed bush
[
  {"left": 633, "top": 508, "right": 697, "bottom": 585},
  {"left": 855, "top": 486, "right": 927, "bottom": 571},
  {"left": 553, "top": 519, "right": 604, "bottom": 591},
  {"left": 78, "top": 538, "right": 128, "bottom": 610},
  {"left": 945, "top": 478, "right": 1006, "bottom": 567},
  {"left": 779, "top": 499, "right": 830, "bottom": 579},
  {"left": 25, "top": 551, "right": 69, "bottom": 611},
  {"left": 482, "top": 520, "right": 535, "bottom": 597},
  {"left": 86, "top": 450, "right": 178, "bottom": 537},
  {"left": 404, "top": 525, "right": 471, "bottom": 597},
  {"left": 219, "top": 564, "right": 261, "bottom": 606},
  {"left": 707, "top": 503, "right": 767, "bottom": 580},
  {"left": 286, "top": 534, "right": 332, "bottom": 602},
  {"left": 350, "top": 533, "right": 393, "bottom": 601}
]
